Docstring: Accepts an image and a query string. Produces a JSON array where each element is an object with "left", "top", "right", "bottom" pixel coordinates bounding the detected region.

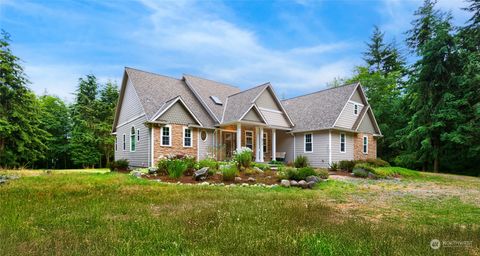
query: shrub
[
  {"left": 353, "top": 163, "right": 375, "bottom": 173},
  {"left": 352, "top": 168, "right": 368, "bottom": 178},
  {"left": 339, "top": 160, "right": 355, "bottom": 172},
  {"left": 329, "top": 162, "right": 339, "bottom": 171},
  {"left": 269, "top": 160, "right": 284, "bottom": 165},
  {"left": 294, "top": 155, "right": 309, "bottom": 168},
  {"left": 283, "top": 167, "right": 317, "bottom": 181},
  {"left": 316, "top": 168, "right": 329, "bottom": 179},
  {"left": 372, "top": 167, "right": 420, "bottom": 178},
  {"left": 110, "top": 159, "right": 129, "bottom": 171},
  {"left": 366, "top": 158, "right": 390, "bottom": 167},
  {"left": 234, "top": 147, "right": 253, "bottom": 169},
  {"left": 252, "top": 162, "right": 270, "bottom": 171},
  {"left": 166, "top": 159, "right": 187, "bottom": 179},
  {"left": 220, "top": 164, "right": 238, "bottom": 181},
  {"left": 198, "top": 158, "right": 219, "bottom": 171}
]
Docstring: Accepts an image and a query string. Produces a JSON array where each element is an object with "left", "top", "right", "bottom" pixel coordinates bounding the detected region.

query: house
[{"left": 112, "top": 67, "right": 382, "bottom": 168}]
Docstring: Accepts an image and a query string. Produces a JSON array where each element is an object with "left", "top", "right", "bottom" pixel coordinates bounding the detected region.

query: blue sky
[{"left": 0, "top": 0, "right": 469, "bottom": 101}]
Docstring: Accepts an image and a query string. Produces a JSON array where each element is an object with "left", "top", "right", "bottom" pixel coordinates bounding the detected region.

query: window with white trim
[
  {"left": 340, "top": 133, "right": 346, "bottom": 153},
  {"left": 263, "top": 132, "right": 268, "bottom": 153},
  {"left": 122, "top": 134, "right": 126, "bottom": 151},
  {"left": 183, "top": 127, "right": 192, "bottom": 147},
  {"left": 130, "top": 127, "right": 136, "bottom": 152},
  {"left": 304, "top": 133, "right": 312, "bottom": 152},
  {"left": 363, "top": 136, "right": 368, "bottom": 154},
  {"left": 354, "top": 104, "right": 359, "bottom": 115},
  {"left": 137, "top": 129, "right": 140, "bottom": 141},
  {"left": 161, "top": 126, "right": 171, "bottom": 146},
  {"left": 245, "top": 131, "right": 253, "bottom": 150}
]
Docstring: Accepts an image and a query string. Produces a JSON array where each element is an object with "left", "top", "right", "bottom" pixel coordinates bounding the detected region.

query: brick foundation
[{"left": 353, "top": 133, "right": 377, "bottom": 160}]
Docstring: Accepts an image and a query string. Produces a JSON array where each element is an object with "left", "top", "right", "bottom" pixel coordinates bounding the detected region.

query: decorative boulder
[
  {"left": 298, "top": 180, "right": 308, "bottom": 189},
  {"left": 131, "top": 171, "right": 142, "bottom": 178},
  {"left": 235, "top": 177, "right": 243, "bottom": 182},
  {"left": 307, "top": 181, "right": 316, "bottom": 189},
  {"left": 193, "top": 167, "right": 209, "bottom": 181},
  {"left": 280, "top": 179, "right": 291, "bottom": 188},
  {"left": 306, "top": 175, "right": 320, "bottom": 183},
  {"left": 253, "top": 167, "right": 264, "bottom": 173},
  {"left": 290, "top": 180, "right": 299, "bottom": 187},
  {"left": 247, "top": 177, "right": 256, "bottom": 183},
  {"left": 148, "top": 167, "right": 158, "bottom": 174}
]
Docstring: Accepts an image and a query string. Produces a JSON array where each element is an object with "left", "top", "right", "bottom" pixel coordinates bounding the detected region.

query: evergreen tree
[
  {"left": 0, "top": 30, "right": 48, "bottom": 167},
  {"left": 400, "top": 7, "right": 459, "bottom": 172},
  {"left": 96, "top": 81, "right": 118, "bottom": 167},
  {"left": 406, "top": 0, "right": 442, "bottom": 52},
  {"left": 37, "top": 95, "right": 71, "bottom": 169},
  {"left": 363, "top": 26, "right": 387, "bottom": 73},
  {"left": 70, "top": 75, "right": 102, "bottom": 168}
]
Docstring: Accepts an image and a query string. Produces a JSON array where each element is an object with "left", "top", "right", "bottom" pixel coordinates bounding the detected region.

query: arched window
[{"left": 130, "top": 127, "right": 136, "bottom": 152}]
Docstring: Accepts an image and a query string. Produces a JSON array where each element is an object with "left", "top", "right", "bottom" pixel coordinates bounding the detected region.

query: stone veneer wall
[
  {"left": 153, "top": 124, "right": 197, "bottom": 165},
  {"left": 353, "top": 133, "right": 377, "bottom": 160}
]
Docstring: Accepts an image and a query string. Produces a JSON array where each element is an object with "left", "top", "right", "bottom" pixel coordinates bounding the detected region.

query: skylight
[{"left": 210, "top": 96, "right": 223, "bottom": 105}]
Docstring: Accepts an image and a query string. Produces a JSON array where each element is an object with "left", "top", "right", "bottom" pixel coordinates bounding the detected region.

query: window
[
  {"left": 363, "top": 136, "right": 368, "bottom": 154},
  {"left": 183, "top": 127, "right": 192, "bottom": 147},
  {"left": 340, "top": 133, "right": 346, "bottom": 153},
  {"left": 245, "top": 131, "right": 253, "bottom": 150},
  {"left": 304, "top": 133, "right": 312, "bottom": 152},
  {"left": 137, "top": 129, "right": 140, "bottom": 141},
  {"left": 130, "top": 127, "right": 136, "bottom": 152},
  {"left": 354, "top": 104, "right": 359, "bottom": 115},
  {"left": 200, "top": 130, "right": 207, "bottom": 141},
  {"left": 263, "top": 132, "right": 268, "bottom": 153},
  {"left": 161, "top": 126, "right": 171, "bottom": 146},
  {"left": 115, "top": 137, "right": 118, "bottom": 152},
  {"left": 122, "top": 134, "right": 126, "bottom": 151}
]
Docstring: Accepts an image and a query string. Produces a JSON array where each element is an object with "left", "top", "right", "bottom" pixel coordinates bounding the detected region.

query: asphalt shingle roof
[
  {"left": 222, "top": 83, "right": 270, "bottom": 123},
  {"left": 282, "top": 83, "right": 358, "bottom": 132},
  {"left": 183, "top": 75, "right": 241, "bottom": 122},
  {"left": 125, "top": 68, "right": 216, "bottom": 128}
]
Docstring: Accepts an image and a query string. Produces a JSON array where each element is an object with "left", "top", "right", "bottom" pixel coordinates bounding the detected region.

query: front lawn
[{"left": 0, "top": 170, "right": 479, "bottom": 255}]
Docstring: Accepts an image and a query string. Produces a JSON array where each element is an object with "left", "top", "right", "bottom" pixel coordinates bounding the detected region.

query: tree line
[
  {"left": 332, "top": 0, "right": 479, "bottom": 175},
  {"left": 0, "top": 0, "right": 479, "bottom": 175},
  {"left": 0, "top": 31, "right": 119, "bottom": 169}
]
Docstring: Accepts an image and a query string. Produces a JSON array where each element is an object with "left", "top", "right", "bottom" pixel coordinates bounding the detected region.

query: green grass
[
  {"left": 0, "top": 170, "right": 479, "bottom": 255},
  {"left": 373, "top": 166, "right": 421, "bottom": 178}
]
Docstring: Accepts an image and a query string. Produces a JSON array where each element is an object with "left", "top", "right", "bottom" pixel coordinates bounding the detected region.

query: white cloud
[{"left": 134, "top": 0, "right": 353, "bottom": 95}]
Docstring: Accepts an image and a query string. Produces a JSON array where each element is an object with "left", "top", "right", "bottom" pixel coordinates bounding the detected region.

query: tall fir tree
[
  {"left": 37, "top": 95, "right": 71, "bottom": 169},
  {"left": 0, "top": 30, "right": 48, "bottom": 167},
  {"left": 70, "top": 75, "right": 102, "bottom": 168},
  {"left": 97, "top": 81, "right": 118, "bottom": 167},
  {"left": 363, "top": 26, "right": 387, "bottom": 73}
]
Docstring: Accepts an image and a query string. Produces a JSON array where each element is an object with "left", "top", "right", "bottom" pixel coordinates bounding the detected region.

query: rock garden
[{"left": 119, "top": 148, "right": 329, "bottom": 189}]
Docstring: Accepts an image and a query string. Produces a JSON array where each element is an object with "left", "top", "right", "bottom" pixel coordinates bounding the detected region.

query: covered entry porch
[{"left": 215, "top": 122, "right": 290, "bottom": 162}]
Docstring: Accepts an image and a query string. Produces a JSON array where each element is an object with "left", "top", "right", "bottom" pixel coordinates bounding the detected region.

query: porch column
[
  {"left": 255, "top": 127, "right": 261, "bottom": 162},
  {"left": 236, "top": 123, "right": 241, "bottom": 151},
  {"left": 259, "top": 127, "right": 264, "bottom": 162},
  {"left": 271, "top": 128, "right": 276, "bottom": 161}
]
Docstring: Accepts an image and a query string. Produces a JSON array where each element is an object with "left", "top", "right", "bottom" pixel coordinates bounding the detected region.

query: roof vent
[{"left": 210, "top": 96, "right": 223, "bottom": 105}]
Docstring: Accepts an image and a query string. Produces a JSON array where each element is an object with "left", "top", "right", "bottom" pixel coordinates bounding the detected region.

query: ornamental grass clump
[
  {"left": 167, "top": 159, "right": 187, "bottom": 179},
  {"left": 234, "top": 147, "right": 253, "bottom": 169},
  {"left": 220, "top": 164, "right": 238, "bottom": 181}
]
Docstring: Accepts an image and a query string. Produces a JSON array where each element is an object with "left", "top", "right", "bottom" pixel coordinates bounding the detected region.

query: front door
[{"left": 223, "top": 132, "right": 236, "bottom": 159}]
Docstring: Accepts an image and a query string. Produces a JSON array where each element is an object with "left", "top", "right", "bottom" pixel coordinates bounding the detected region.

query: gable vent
[{"left": 210, "top": 96, "right": 223, "bottom": 105}]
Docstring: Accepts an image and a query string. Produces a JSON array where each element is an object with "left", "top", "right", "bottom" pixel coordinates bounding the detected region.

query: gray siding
[
  {"left": 198, "top": 129, "right": 215, "bottom": 160},
  {"left": 242, "top": 109, "right": 263, "bottom": 122},
  {"left": 335, "top": 102, "right": 364, "bottom": 129},
  {"left": 276, "top": 130, "right": 294, "bottom": 163},
  {"left": 294, "top": 131, "right": 329, "bottom": 168},
  {"left": 118, "top": 79, "right": 144, "bottom": 125},
  {"left": 157, "top": 102, "right": 198, "bottom": 125},
  {"left": 358, "top": 112, "right": 377, "bottom": 134},
  {"left": 331, "top": 131, "right": 354, "bottom": 163},
  {"left": 256, "top": 89, "right": 280, "bottom": 110},
  {"left": 350, "top": 88, "right": 363, "bottom": 103},
  {"left": 115, "top": 115, "right": 150, "bottom": 167}
]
